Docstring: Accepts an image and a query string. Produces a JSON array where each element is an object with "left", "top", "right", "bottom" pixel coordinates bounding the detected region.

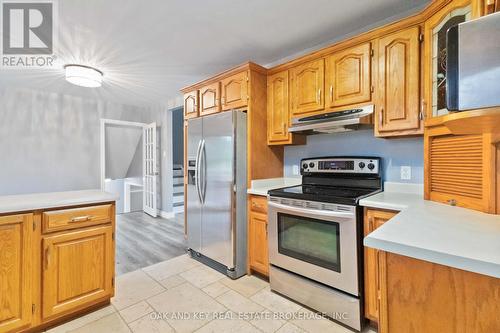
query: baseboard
[{"left": 159, "top": 210, "right": 175, "bottom": 219}]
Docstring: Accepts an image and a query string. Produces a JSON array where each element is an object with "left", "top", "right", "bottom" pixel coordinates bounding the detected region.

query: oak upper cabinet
[
  {"left": 290, "top": 59, "right": 325, "bottom": 116},
  {"left": 42, "top": 226, "right": 114, "bottom": 320},
  {"left": 183, "top": 91, "right": 199, "bottom": 119},
  {"left": 0, "top": 214, "right": 34, "bottom": 333},
  {"left": 364, "top": 208, "right": 397, "bottom": 324},
  {"left": 248, "top": 195, "right": 269, "bottom": 276},
  {"left": 221, "top": 71, "right": 248, "bottom": 111},
  {"left": 376, "top": 26, "right": 422, "bottom": 137},
  {"left": 326, "top": 43, "right": 372, "bottom": 108},
  {"left": 199, "top": 82, "right": 221, "bottom": 116}
]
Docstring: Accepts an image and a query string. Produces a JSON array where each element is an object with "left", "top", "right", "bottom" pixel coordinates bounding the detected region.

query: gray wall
[
  {"left": 0, "top": 87, "right": 161, "bottom": 196},
  {"left": 284, "top": 129, "right": 424, "bottom": 184},
  {"left": 171, "top": 107, "right": 184, "bottom": 166}
]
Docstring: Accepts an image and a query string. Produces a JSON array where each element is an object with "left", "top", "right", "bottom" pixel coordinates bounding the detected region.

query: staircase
[{"left": 173, "top": 165, "right": 184, "bottom": 214}]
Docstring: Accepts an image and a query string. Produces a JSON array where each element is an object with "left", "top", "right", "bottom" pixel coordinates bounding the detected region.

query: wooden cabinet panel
[
  {"left": 0, "top": 214, "right": 33, "bottom": 333},
  {"left": 199, "top": 82, "right": 221, "bottom": 116},
  {"left": 267, "top": 71, "right": 289, "bottom": 143},
  {"left": 248, "top": 211, "right": 269, "bottom": 276},
  {"left": 42, "top": 226, "right": 113, "bottom": 320},
  {"left": 290, "top": 59, "right": 324, "bottom": 116},
  {"left": 326, "top": 43, "right": 372, "bottom": 108},
  {"left": 363, "top": 208, "right": 397, "bottom": 323},
  {"left": 221, "top": 71, "right": 248, "bottom": 110},
  {"left": 377, "top": 26, "right": 421, "bottom": 136},
  {"left": 42, "top": 204, "right": 113, "bottom": 233},
  {"left": 183, "top": 91, "right": 199, "bottom": 119}
]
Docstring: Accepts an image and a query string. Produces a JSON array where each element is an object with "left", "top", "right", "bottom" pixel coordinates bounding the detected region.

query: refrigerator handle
[
  {"left": 200, "top": 139, "right": 207, "bottom": 204},
  {"left": 195, "top": 139, "right": 203, "bottom": 203}
]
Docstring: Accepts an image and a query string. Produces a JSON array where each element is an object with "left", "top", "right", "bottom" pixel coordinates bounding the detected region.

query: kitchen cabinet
[
  {"left": 248, "top": 195, "right": 269, "bottom": 276},
  {"left": 325, "top": 42, "right": 372, "bottom": 108},
  {"left": 290, "top": 59, "right": 325, "bottom": 116},
  {"left": 221, "top": 71, "right": 248, "bottom": 111},
  {"left": 199, "top": 82, "right": 221, "bottom": 116},
  {"left": 267, "top": 70, "right": 305, "bottom": 145},
  {"left": 363, "top": 208, "right": 397, "bottom": 324},
  {"left": 376, "top": 26, "right": 422, "bottom": 137},
  {"left": 183, "top": 91, "right": 198, "bottom": 119},
  {"left": 0, "top": 214, "right": 34, "bottom": 333},
  {"left": 42, "top": 225, "right": 114, "bottom": 320}
]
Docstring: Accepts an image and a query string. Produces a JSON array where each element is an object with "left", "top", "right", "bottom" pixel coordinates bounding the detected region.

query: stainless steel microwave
[{"left": 446, "top": 11, "right": 500, "bottom": 111}]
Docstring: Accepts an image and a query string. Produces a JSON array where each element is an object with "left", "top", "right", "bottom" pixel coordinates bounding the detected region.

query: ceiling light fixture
[{"left": 64, "top": 64, "right": 103, "bottom": 88}]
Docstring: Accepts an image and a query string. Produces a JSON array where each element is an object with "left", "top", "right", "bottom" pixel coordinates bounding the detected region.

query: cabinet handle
[
  {"left": 317, "top": 89, "right": 321, "bottom": 104},
  {"left": 420, "top": 99, "right": 426, "bottom": 120},
  {"left": 222, "top": 97, "right": 226, "bottom": 105},
  {"left": 369, "top": 217, "right": 374, "bottom": 232},
  {"left": 70, "top": 215, "right": 91, "bottom": 223},
  {"left": 379, "top": 108, "right": 383, "bottom": 126},
  {"left": 281, "top": 123, "right": 287, "bottom": 134},
  {"left": 44, "top": 247, "right": 50, "bottom": 270},
  {"left": 329, "top": 85, "right": 333, "bottom": 101}
]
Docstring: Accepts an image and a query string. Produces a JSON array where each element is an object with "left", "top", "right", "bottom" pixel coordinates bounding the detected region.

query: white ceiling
[{"left": 0, "top": 0, "right": 430, "bottom": 107}]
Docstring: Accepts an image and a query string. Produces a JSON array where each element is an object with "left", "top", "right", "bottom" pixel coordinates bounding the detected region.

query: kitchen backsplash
[{"left": 284, "top": 129, "right": 424, "bottom": 184}]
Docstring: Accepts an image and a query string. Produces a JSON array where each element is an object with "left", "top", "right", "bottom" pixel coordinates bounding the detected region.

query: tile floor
[{"left": 47, "top": 255, "right": 377, "bottom": 333}]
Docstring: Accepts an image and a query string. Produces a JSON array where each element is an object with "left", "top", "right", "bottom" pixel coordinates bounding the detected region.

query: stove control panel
[{"left": 301, "top": 157, "right": 380, "bottom": 175}]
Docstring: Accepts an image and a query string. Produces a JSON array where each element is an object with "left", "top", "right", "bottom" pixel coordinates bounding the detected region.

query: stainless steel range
[{"left": 267, "top": 157, "right": 382, "bottom": 331}]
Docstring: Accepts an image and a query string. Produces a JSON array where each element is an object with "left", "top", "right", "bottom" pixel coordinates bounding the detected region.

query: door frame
[{"left": 99, "top": 118, "right": 148, "bottom": 191}]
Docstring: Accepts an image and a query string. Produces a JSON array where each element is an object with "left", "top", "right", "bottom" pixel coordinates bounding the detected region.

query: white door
[{"left": 143, "top": 122, "right": 158, "bottom": 217}]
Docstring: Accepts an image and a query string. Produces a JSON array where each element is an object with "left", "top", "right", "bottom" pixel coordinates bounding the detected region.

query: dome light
[{"left": 64, "top": 64, "right": 103, "bottom": 88}]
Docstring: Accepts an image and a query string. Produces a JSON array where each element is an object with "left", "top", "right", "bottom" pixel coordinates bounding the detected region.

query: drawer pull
[
  {"left": 70, "top": 215, "right": 92, "bottom": 223},
  {"left": 44, "top": 247, "right": 50, "bottom": 270}
]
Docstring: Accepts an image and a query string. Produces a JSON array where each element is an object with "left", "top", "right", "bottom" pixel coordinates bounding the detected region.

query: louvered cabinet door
[{"left": 425, "top": 129, "right": 495, "bottom": 213}]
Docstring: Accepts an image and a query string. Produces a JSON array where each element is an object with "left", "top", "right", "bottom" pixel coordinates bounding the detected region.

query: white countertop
[
  {"left": 360, "top": 184, "right": 500, "bottom": 278},
  {"left": 247, "top": 177, "right": 301, "bottom": 196},
  {"left": 0, "top": 190, "right": 118, "bottom": 214}
]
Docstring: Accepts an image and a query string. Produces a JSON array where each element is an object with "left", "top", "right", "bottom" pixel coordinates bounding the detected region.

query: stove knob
[
  {"left": 368, "top": 163, "right": 375, "bottom": 170},
  {"left": 358, "top": 162, "right": 366, "bottom": 169},
  {"left": 302, "top": 163, "right": 308, "bottom": 169},
  {"left": 309, "top": 162, "right": 315, "bottom": 168}
]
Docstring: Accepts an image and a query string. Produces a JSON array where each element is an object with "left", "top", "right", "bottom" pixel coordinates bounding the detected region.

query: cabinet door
[
  {"left": 377, "top": 26, "right": 421, "bottom": 135},
  {"left": 184, "top": 91, "right": 199, "bottom": 119},
  {"left": 267, "top": 71, "right": 290, "bottom": 144},
  {"left": 364, "top": 209, "right": 397, "bottom": 323},
  {"left": 326, "top": 43, "right": 372, "bottom": 108},
  {"left": 249, "top": 212, "right": 269, "bottom": 276},
  {"left": 42, "top": 226, "right": 113, "bottom": 320},
  {"left": 221, "top": 71, "right": 248, "bottom": 111},
  {"left": 0, "top": 214, "right": 33, "bottom": 332},
  {"left": 199, "top": 82, "right": 221, "bottom": 116},
  {"left": 290, "top": 59, "right": 324, "bottom": 116}
]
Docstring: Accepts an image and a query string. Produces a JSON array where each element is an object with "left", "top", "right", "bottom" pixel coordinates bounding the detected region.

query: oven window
[{"left": 277, "top": 213, "right": 340, "bottom": 272}]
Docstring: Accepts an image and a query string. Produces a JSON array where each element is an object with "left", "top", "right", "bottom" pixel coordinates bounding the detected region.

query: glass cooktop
[{"left": 268, "top": 185, "right": 380, "bottom": 205}]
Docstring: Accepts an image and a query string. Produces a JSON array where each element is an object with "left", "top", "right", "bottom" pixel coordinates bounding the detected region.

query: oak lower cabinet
[
  {"left": 363, "top": 208, "right": 397, "bottom": 324},
  {"left": 325, "top": 42, "right": 372, "bottom": 108},
  {"left": 0, "top": 214, "right": 34, "bottom": 333},
  {"left": 290, "top": 58, "right": 325, "bottom": 116},
  {"left": 0, "top": 201, "right": 115, "bottom": 333},
  {"left": 267, "top": 70, "right": 305, "bottom": 145},
  {"left": 376, "top": 26, "right": 422, "bottom": 137},
  {"left": 248, "top": 195, "right": 269, "bottom": 276},
  {"left": 42, "top": 226, "right": 114, "bottom": 321},
  {"left": 221, "top": 71, "right": 248, "bottom": 111}
]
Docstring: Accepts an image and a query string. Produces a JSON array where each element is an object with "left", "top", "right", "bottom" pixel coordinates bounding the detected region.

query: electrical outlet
[
  {"left": 400, "top": 166, "right": 412, "bottom": 180},
  {"left": 292, "top": 165, "right": 300, "bottom": 176}
]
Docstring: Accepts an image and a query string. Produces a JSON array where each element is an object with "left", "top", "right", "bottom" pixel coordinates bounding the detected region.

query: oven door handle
[{"left": 268, "top": 201, "right": 355, "bottom": 220}]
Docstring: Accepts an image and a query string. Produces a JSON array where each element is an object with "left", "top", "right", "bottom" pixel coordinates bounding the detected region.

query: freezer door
[
  {"left": 186, "top": 118, "right": 203, "bottom": 253},
  {"left": 200, "top": 111, "right": 234, "bottom": 268}
]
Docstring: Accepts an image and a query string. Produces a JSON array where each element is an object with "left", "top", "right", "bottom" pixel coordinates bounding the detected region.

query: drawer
[
  {"left": 42, "top": 204, "right": 113, "bottom": 233},
  {"left": 249, "top": 196, "right": 268, "bottom": 214}
]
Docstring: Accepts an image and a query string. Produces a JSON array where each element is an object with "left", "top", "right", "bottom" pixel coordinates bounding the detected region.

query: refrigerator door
[
  {"left": 187, "top": 118, "right": 203, "bottom": 253},
  {"left": 200, "top": 111, "right": 235, "bottom": 268}
]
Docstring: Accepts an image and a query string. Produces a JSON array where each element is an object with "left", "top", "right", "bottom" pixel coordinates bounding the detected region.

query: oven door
[{"left": 268, "top": 197, "right": 359, "bottom": 296}]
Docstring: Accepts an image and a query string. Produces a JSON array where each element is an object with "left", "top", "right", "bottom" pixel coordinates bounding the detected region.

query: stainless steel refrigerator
[{"left": 186, "top": 110, "right": 247, "bottom": 279}]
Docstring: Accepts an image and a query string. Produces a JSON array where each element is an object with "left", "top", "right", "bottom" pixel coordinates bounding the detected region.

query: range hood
[{"left": 288, "top": 105, "right": 374, "bottom": 134}]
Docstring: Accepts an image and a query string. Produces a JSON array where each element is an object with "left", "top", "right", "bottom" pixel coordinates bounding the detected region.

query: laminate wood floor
[{"left": 115, "top": 212, "right": 186, "bottom": 276}]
